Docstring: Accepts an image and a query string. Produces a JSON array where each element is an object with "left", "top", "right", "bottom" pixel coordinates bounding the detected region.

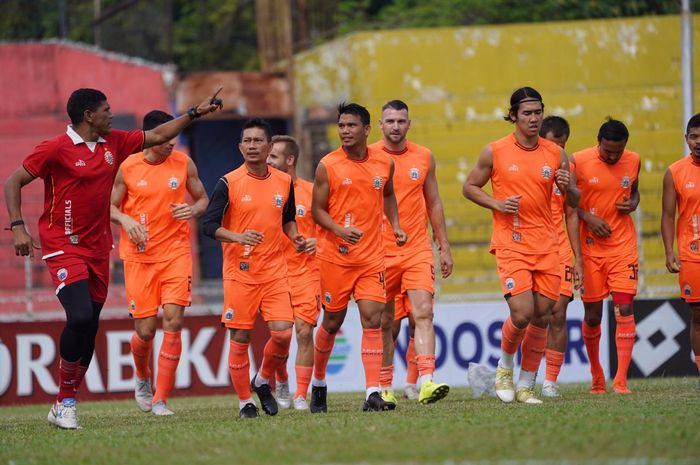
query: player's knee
[
  {"left": 296, "top": 323, "right": 313, "bottom": 343},
  {"left": 510, "top": 314, "right": 530, "bottom": 329},
  {"left": 136, "top": 326, "right": 156, "bottom": 341},
  {"left": 549, "top": 309, "right": 566, "bottom": 330},
  {"left": 584, "top": 315, "right": 601, "bottom": 327},
  {"left": 66, "top": 308, "right": 94, "bottom": 333}
]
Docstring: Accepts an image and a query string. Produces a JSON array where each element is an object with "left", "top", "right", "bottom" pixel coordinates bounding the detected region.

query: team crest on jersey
[
  {"left": 621, "top": 176, "right": 631, "bottom": 188},
  {"left": 57, "top": 268, "right": 68, "bottom": 281},
  {"left": 296, "top": 204, "right": 306, "bottom": 217},
  {"left": 104, "top": 150, "right": 114, "bottom": 165},
  {"left": 372, "top": 176, "right": 383, "bottom": 190},
  {"left": 408, "top": 167, "right": 420, "bottom": 180},
  {"left": 137, "top": 243, "right": 146, "bottom": 252},
  {"left": 586, "top": 236, "right": 594, "bottom": 245},
  {"left": 512, "top": 232, "right": 521, "bottom": 242},
  {"left": 130, "top": 300, "right": 136, "bottom": 311},
  {"left": 324, "top": 292, "right": 332, "bottom": 304},
  {"left": 505, "top": 277, "right": 515, "bottom": 290},
  {"left": 69, "top": 235, "right": 79, "bottom": 245},
  {"left": 273, "top": 194, "right": 284, "bottom": 208},
  {"left": 240, "top": 262, "right": 250, "bottom": 271},
  {"left": 541, "top": 165, "right": 552, "bottom": 179},
  {"left": 553, "top": 185, "right": 562, "bottom": 196},
  {"left": 339, "top": 245, "right": 349, "bottom": 255},
  {"left": 684, "top": 284, "right": 693, "bottom": 296},
  {"left": 168, "top": 177, "right": 179, "bottom": 189},
  {"left": 224, "top": 308, "right": 234, "bottom": 320},
  {"left": 691, "top": 242, "right": 698, "bottom": 253}
]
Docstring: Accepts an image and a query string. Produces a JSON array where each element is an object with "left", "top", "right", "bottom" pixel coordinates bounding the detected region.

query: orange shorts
[
  {"left": 679, "top": 260, "right": 700, "bottom": 303},
  {"left": 289, "top": 275, "right": 321, "bottom": 325},
  {"left": 580, "top": 252, "right": 638, "bottom": 303},
  {"left": 319, "top": 259, "right": 386, "bottom": 311},
  {"left": 559, "top": 250, "right": 574, "bottom": 298},
  {"left": 495, "top": 248, "right": 560, "bottom": 301},
  {"left": 222, "top": 278, "right": 293, "bottom": 330},
  {"left": 385, "top": 249, "right": 435, "bottom": 301},
  {"left": 124, "top": 254, "right": 192, "bottom": 319},
  {"left": 394, "top": 293, "right": 411, "bottom": 321}
]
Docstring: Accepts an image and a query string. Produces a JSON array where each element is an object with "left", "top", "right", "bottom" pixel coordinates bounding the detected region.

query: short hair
[
  {"left": 504, "top": 86, "right": 544, "bottom": 123},
  {"left": 66, "top": 88, "right": 107, "bottom": 125},
  {"left": 540, "top": 116, "right": 570, "bottom": 139},
  {"left": 142, "top": 110, "right": 173, "bottom": 131},
  {"left": 381, "top": 100, "right": 409, "bottom": 114},
  {"left": 597, "top": 117, "right": 629, "bottom": 142},
  {"left": 241, "top": 118, "right": 273, "bottom": 142},
  {"left": 337, "top": 102, "right": 370, "bottom": 126},
  {"left": 687, "top": 112, "right": 700, "bottom": 134},
  {"left": 271, "top": 135, "right": 300, "bottom": 165}
]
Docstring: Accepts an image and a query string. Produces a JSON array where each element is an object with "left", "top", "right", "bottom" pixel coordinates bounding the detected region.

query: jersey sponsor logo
[
  {"left": 74, "top": 159, "right": 86, "bottom": 167},
  {"left": 508, "top": 164, "right": 519, "bottom": 172},
  {"left": 296, "top": 204, "right": 306, "bottom": 217},
  {"left": 224, "top": 308, "right": 234, "bottom": 320},
  {"left": 409, "top": 167, "right": 420, "bottom": 180},
  {"left": 104, "top": 150, "right": 114, "bottom": 165},
  {"left": 505, "top": 277, "right": 515, "bottom": 290},
  {"left": 239, "top": 262, "right": 250, "bottom": 271},
  {"left": 241, "top": 194, "right": 252, "bottom": 202},
  {"left": 541, "top": 165, "right": 552, "bottom": 179},
  {"left": 621, "top": 176, "right": 631, "bottom": 188},
  {"left": 168, "top": 177, "right": 179, "bottom": 190},
  {"left": 342, "top": 177, "right": 352, "bottom": 185},
  {"left": 324, "top": 291, "right": 332, "bottom": 304},
  {"left": 69, "top": 235, "right": 79, "bottom": 245},
  {"left": 137, "top": 179, "right": 148, "bottom": 188},
  {"left": 57, "top": 268, "right": 68, "bottom": 282},
  {"left": 273, "top": 194, "right": 283, "bottom": 208},
  {"left": 589, "top": 176, "right": 599, "bottom": 184},
  {"left": 684, "top": 283, "right": 692, "bottom": 296},
  {"left": 372, "top": 175, "right": 383, "bottom": 190},
  {"left": 686, "top": 181, "right": 696, "bottom": 189},
  {"left": 64, "top": 200, "right": 73, "bottom": 235}
]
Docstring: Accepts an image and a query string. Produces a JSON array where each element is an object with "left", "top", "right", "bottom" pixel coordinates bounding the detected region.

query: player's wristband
[
  {"left": 5, "top": 219, "right": 24, "bottom": 231},
  {"left": 187, "top": 107, "right": 203, "bottom": 120}
]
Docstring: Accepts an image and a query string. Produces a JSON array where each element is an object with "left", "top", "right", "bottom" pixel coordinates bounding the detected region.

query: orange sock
[
  {"left": 361, "top": 328, "right": 383, "bottom": 389},
  {"left": 613, "top": 314, "right": 636, "bottom": 388},
  {"left": 521, "top": 324, "right": 547, "bottom": 372},
  {"left": 582, "top": 321, "right": 603, "bottom": 377},
  {"left": 260, "top": 328, "right": 293, "bottom": 381},
  {"left": 313, "top": 325, "right": 336, "bottom": 381},
  {"left": 416, "top": 354, "right": 435, "bottom": 379},
  {"left": 130, "top": 332, "right": 153, "bottom": 380},
  {"left": 406, "top": 337, "right": 418, "bottom": 384},
  {"left": 295, "top": 365, "right": 312, "bottom": 399},
  {"left": 275, "top": 358, "right": 289, "bottom": 383},
  {"left": 501, "top": 317, "right": 526, "bottom": 355},
  {"left": 228, "top": 340, "right": 251, "bottom": 401},
  {"left": 153, "top": 330, "right": 181, "bottom": 403},
  {"left": 380, "top": 365, "right": 394, "bottom": 389},
  {"left": 545, "top": 349, "right": 565, "bottom": 383}
]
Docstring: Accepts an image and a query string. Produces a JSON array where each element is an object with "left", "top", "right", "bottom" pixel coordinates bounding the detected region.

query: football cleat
[
  {"left": 403, "top": 384, "right": 419, "bottom": 400},
  {"left": 276, "top": 380, "right": 291, "bottom": 409},
  {"left": 362, "top": 392, "right": 392, "bottom": 412},
  {"left": 515, "top": 386, "right": 543, "bottom": 404},
  {"left": 380, "top": 390, "right": 397, "bottom": 410},
  {"left": 293, "top": 397, "right": 309, "bottom": 411},
  {"left": 239, "top": 402, "right": 259, "bottom": 419},
  {"left": 418, "top": 381, "right": 450, "bottom": 404},
  {"left": 135, "top": 378, "right": 153, "bottom": 412},
  {"left": 47, "top": 398, "right": 80, "bottom": 429},
  {"left": 310, "top": 385, "right": 327, "bottom": 413},
  {"left": 541, "top": 380, "right": 561, "bottom": 398},
  {"left": 251, "top": 373, "right": 278, "bottom": 416},
  {"left": 495, "top": 366, "right": 515, "bottom": 403},
  {"left": 151, "top": 400, "right": 174, "bottom": 416}
]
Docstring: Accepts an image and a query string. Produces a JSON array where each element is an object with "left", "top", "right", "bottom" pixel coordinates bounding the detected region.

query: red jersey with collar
[{"left": 23, "top": 128, "right": 144, "bottom": 258}]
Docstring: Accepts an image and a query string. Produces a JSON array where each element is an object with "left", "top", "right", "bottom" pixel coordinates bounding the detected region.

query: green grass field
[{"left": 1, "top": 378, "right": 699, "bottom": 465}]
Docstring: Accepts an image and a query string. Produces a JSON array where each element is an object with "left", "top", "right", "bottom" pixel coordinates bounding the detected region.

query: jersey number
[{"left": 627, "top": 264, "right": 638, "bottom": 281}]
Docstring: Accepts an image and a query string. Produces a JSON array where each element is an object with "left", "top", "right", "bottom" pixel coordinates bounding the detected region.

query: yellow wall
[{"left": 294, "top": 15, "right": 700, "bottom": 297}]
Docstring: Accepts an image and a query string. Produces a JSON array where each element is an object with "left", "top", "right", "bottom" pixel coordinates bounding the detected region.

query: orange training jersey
[
  {"left": 669, "top": 156, "right": 700, "bottom": 262},
  {"left": 369, "top": 140, "right": 432, "bottom": 257},
  {"left": 284, "top": 178, "right": 319, "bottom": 279},
  {"left": 489, "top": 134, "right": 560, "bottom": 255},
  {"left": 316, "top": 146, "right": 392, "bottom": 266},
  {"left": 573, "top": 146, "right": 640, "bottom": 257},
  {"left": 551, "top": 181, "right": 573, "bottom": 261},
  {"left": 119, "top": 150, "right": 190, "bottom": 263},
  {"left": 221, "top": 166, "right": 292, "bottom": 283}
]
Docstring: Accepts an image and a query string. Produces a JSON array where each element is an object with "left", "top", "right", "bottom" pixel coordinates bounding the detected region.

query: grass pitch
[{"left": 1, "top": 378, "right": 699, "bottom": 465}]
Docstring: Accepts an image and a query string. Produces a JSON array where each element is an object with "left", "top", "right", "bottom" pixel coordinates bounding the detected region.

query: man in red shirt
[{"left": 4, "top": 88, "right": 223, "bottom": 429}]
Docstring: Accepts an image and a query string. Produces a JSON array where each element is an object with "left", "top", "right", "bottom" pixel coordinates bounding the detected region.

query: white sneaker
[
  {"left": 152, "top": 400, "right": 174, "bottom": 416},
  {"left": 276, "top": 380, "right": 291, "bottom": 409},
  {"left": 135, "top": 378, "right": 153, "bottom": 412},
  {"left": 47, "top": 398, "right": 80, "bottom": 429},
  {"left": 541, "top": 380, "right": 561, "bottom": 398},
  {"left": 403, "top": 384, "right": 419, "bottom": 400},
  {"left": 293, "top": 397, "right": 309, "bottom": 411},
  {"left": 495, "top": 366, "right": 515, "bottom": 403}
]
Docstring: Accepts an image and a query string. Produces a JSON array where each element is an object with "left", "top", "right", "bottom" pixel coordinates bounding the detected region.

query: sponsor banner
[{"left": 608, "top": 299, "right": 697, "bottom": 378}]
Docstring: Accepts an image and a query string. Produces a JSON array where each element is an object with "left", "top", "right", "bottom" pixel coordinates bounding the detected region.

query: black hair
[
  {"left": 504, "top": 86, "right": 544, "bottom": 123},
  {"left": 687, "top": 112, "right": 700, "bottom": 134},
  {"left": 142, "top": 110, "right": 174, "bottom": 131},
  {"left": 241, "top": 118, "right": 273, "bottom": 142},
  {"left": 597, "top": 117, "right": 629, "bottom": 142},
  {"left": 66, "top": 88, "right": 107, "bottom": 125},
  {"left": 540, "top": 115, "right": 570, "bottom": 139},
  {"left": 337, "top": 102, "right": 371, "bottom": 126},
  {"left": 381, "top": 100, "right": 409, "bottom": 113}
]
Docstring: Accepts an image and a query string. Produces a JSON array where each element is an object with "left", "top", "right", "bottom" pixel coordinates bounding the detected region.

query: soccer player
[
  {"left": 201, "top": 118, "right": 306, "bottom": 419},
  {"left": 369, "top": 100, "right": 453, "bottom": 407},
  {"left": 310, "top": 102, "right": 407, "bottom": 413},
  {"left": 463, "top": 87, "right": 577, "bottom": 404},
  {"left": 539, "top": 116, "right": 583, "bottom": 397},
  {"left": 266, "top": 135, "right": 320, "bottom": 411},
  {"left": 661, "top": 112, "right": 700, "bottom": 391},
  {"left": 110, "top": 110, "right": 209, "bottom": 416},
  {"left": 4, "top": 87, "right": 222, "bottom": 429},
  {"left": 572, "top": 118, "right": 640, "bottom": 395}
]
